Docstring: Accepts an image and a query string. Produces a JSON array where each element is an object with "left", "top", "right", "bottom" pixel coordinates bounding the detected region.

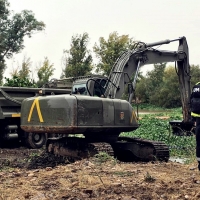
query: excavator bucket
[{"left": 169, "top": 120, "right": 195, "bottom": 136}]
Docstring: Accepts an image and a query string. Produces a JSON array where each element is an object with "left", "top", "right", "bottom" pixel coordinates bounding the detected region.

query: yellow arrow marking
[
  {"left": 28, "top": 97, "right": 44, "bottom": 122},
  {"left": 130, "top": 110, "right": 137, "bottom": 123}
]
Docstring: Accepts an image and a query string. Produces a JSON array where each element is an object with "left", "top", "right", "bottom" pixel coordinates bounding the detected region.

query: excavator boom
[
  {"left": 105, "top": 37, "right": 190, "bottom": 116},
  {"left": 101, "top": 37, "right": 192, "bottom": 134}
]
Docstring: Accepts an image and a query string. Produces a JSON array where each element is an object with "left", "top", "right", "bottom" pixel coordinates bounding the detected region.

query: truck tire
[{"left": 25, "top": 132, "right": 47, "bottom": 149}]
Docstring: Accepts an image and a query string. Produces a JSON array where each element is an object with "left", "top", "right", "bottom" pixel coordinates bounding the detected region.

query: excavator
[{"left": 20, "top": 36, "right": 193, "bottom": 162}]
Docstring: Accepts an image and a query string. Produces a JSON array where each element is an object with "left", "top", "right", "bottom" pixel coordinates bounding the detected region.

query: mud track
[
  {"left": 0, "top": 145, "right": 71, "bottom": 169},
  {"left": 0, "top": 145, "right": 200, "bottom": 199}
]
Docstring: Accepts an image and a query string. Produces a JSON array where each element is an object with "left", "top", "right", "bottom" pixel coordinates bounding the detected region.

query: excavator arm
[{"left": 102, "top": 37, "right": 192, "bottom": 128}]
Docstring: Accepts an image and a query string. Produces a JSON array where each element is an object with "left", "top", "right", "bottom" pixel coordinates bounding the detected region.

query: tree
[
  {"left": 135, "top": 63, "right": 166, "bottom": 104},
  {"left": 190, "top": 64, "right": 200, "bottom": 87},
  {"left": 160, "top": 64, "right": 200, "bottom": 108},
  {"left": 156, "top": 66, "right": 181, "bottom": 108},
  {"left": 63, "top": 32, "right": 93, "bottom": 77},
  {"left": 93, "top": 31, "right": 135, "bottom": 76},
  {"left": 135, "top": 64, "right": 200, "bottom": 108},
  {"left": 135, "top": 75, "right": 149, "bottom": 103},
  {"left": 4, "top": 55, "right": 35, "bottom": 87},
  {"left": 0, "top": 0, "right": 45, "bottom": 82},
  {"left": 37, "top": 57, "right": 55, "bottom": 87},
  {"left": 9, "top": 55, "right": 32, "bottom": 78},
  {"left": 18, "top": 56, "right": 32, "bottom": 79}
]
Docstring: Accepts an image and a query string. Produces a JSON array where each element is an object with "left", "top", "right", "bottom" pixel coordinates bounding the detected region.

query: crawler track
[
  {"left": 46, "top": 136, "right": 169, "bottom": 162},
  {"left": 47, "top": 137, "right": 114, "bottom": 159},
  {"left": 0, "top": 136, "right": 169, "bottom": 170},
  {"left": 113, "top": 137, "right": 169, "bottom": 162}
]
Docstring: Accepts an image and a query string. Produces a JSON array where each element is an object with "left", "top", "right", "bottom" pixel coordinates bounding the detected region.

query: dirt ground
[{"left": 0, "top": 147, "right": 200, "bottom": 200}]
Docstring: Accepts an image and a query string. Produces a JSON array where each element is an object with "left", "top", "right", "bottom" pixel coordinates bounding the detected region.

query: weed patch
[
  {"left": 144, "top": 171, "right": 156, "bottom": 182},
  {"left": 122, "top": 109, "right": 196, "bottom": 159}
]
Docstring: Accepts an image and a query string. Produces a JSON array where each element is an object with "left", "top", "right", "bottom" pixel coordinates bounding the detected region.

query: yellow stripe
[
  {"left": 35, "top": 98, "right": 44, "bottom": 122},
  {"left": 191, "top": 112, "right": 200, "bottom": 117},
  {"left": 28, "top": 99, "right": 36, "bottom": 122},
  {"left": 12, "top": 113, "right": 21, "bottom": 117},
  {"left": 130, "top": 111, "right": 137, "bottom": 123},
  {"left": 28, "top": 97, "right": 44, "bottom": 122}
]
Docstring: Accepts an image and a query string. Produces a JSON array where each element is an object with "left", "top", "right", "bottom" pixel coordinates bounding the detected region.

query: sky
[{"left": 5, "top": 0, "right": 200, "bottom": 80}]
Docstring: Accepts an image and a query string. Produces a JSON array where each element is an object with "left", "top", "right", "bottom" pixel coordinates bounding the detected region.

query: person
[
  {"left": 190, "top": 82, "right": 200, "bottom": 170},
  {"left": 73, "top": 88, "right": 78, "bottom": 94}
]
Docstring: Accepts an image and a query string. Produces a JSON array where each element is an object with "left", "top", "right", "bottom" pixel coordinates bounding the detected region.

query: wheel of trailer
[{"left": 25, "top": 132, "right": 47, "bottom": 149}]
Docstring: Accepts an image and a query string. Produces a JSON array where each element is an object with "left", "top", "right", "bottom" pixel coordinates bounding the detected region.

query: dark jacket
[{"left": 191, "top": 82, "right": 200, "bottom": 117}]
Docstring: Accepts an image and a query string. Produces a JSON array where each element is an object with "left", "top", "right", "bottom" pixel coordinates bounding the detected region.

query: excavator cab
[
  {"left": 72, "top": 85, "right": 87, "bottom": 95},
  {"left": 71, "top": 75, "right": 107, "bottom": 97}
]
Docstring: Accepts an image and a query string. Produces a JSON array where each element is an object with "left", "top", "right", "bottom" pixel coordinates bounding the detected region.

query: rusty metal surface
[
  {"left": 21, "top": 125, "right": 79, "bottom": 134},
  {"left": 21, "top": 125, "right": 138, "bottom": 134},
  {"left": 46, "top": 137, "right": 114, "bottom": 159}
]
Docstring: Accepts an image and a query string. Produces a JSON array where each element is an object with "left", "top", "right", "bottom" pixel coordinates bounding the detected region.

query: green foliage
[
  {"left": 0, "top": 8, "right": 45, "bottom": 60},
  {"left": 3, "top": 56, "right": 35, "bottom": 87},
  {"left": 18, "top": 56, "right": 32, "bottom": 79},
  {"left": 136, "top": 63, "right": 166, "bottom": 104},
  {"left": 112, "top": 171, "right": 133, "bottom": 177},
  {"left": 93, "top": 152, "right": 116, "bottom": 164},
  {"left": 146, "top": 63, "right": 166, "bottom": 105},
  {"left": 158, "top": 66, "right": 181, "bottom": 108},
  {"left": 144, "top": 172, "right": 156, "bottom": 182},
  {"left": 37, "top": 57, "right": 55, "bottom": 87},
  {"left": 122, "top": 110, "right": 195, "bottom": 158},
  {"left": 63, "top": 32, "right": 93, "bottom": 77},
  {"left": 190, "top": 64, "right": 200, "bottom": 86},
  {"left": 93, "top": 31, "right": 135, "bottom": 76},
  {"left": 133, "top": 103, "right": 172, "bottom": 111},
  {"left": 136, "top": 64, "right": 200, "bottom": 108},
  {"left": 9, "top": 56, "right": 32, "bottom": 79},
  {"left": 0, "top": 61, "right": 6, "bottom": 85},
  {"left": 94, "top": 152, "right": 113, "bottom": 163},
  {"left": 134, "top": 75, "right": 148, "bottom": 103},
  {"left": 0, "top": 0, "right": 45, "bottom": 83},
  {"left": 147, "top": 63, "right": 166, "bottom": 89},
  {"left": 4, "top": 75, "right": 37, "bottom": 87}
]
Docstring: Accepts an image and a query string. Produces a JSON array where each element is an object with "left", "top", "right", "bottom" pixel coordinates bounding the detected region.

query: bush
[{"left": 4, "top": 76, "right": 37, "bottom": 87}]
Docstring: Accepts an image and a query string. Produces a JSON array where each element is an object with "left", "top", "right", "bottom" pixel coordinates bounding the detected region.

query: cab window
[{"left": 72, "top": 84, "right": 87, "bottom": 95}]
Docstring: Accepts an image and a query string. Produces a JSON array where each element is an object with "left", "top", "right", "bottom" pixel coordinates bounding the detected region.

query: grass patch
[
  {"left": 93, "top": 152, "right": 116, "bottom": 165},
  {"left": 133, "top": 103, "right": 174, "bottom": 111},
  {"left": 122, "top": 109, "right": 196, "bottom": 159},
  {"left": 112, "top": 171, "right": 134, "bottom": 177},
  {"left": 144, "top": 171, "right": 156, "bottom": 182}
]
